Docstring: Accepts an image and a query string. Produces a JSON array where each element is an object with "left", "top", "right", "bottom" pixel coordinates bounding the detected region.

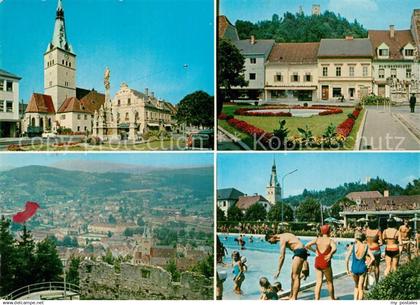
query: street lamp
[{"left": 281, "top": 169, "right": 298, "bottom": 222}]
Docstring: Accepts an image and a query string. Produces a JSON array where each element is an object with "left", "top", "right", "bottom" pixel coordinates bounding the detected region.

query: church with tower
[
  {"left": 22, "top": 0, "right": 105, "bottom": 135},
  {"left": 22, "top": 0, "right": 176, "bottom": 138}
]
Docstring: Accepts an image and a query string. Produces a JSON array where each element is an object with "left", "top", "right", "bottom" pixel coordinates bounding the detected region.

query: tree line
[{"left": 235, "top": 11, "right": 367, "bottom": 42}]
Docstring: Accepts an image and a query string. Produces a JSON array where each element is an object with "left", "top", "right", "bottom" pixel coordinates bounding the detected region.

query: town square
[
  {"left": 218, "top": 1, "right": 420, "bottom": 150},
  {"left": 0, "top": 0, "right": 214, "bottom": 151}
]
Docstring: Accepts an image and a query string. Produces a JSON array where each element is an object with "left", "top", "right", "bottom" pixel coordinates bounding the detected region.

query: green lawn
[{"left": 219, "top": 104, "right": 364, "bottom": 150}]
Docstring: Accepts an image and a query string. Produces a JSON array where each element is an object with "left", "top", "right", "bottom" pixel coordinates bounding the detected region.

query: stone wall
[{"left": 79, "top": 261, "right": 213, "bottom": 300}]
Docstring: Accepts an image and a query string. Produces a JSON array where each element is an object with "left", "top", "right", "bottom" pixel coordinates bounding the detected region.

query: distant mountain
[
  {"left": 0, "top": 165, "right": 214, "bottom": 211},
  {"left": 51, "top": 160, "right": 165, "bottom": 174}
]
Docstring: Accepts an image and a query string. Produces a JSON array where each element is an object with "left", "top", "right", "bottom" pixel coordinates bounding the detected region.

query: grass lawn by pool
[{"left": 219, "top": 104, "right": 364, "bottom": 150}]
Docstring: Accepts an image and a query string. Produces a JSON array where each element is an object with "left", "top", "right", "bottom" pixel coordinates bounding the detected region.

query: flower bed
[
  {"left": 234, "top": 106, "right": 342, "bottom": 117},
  {"left": 336, "top": 107, "right": 362, "bottom": 137},
  {"left": 226, "top": 118, "right": 272, "bottom": 143}
]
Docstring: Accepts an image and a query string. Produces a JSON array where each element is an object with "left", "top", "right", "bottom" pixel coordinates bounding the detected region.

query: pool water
[
  {"left": 217, "top": 233, "right": 351, "bottom": 300},
  {"left": 248, "top": 109, "right": 323, "bottom": 117}
]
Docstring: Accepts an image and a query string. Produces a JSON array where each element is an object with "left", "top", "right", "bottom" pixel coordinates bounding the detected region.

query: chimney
[
  {"left": 389, "top": 25, "right": 395, "bottom": 38},
  {"left": 384, "top": 190, "right": 389, "bottom": 197},
  {"left": 250, "top": 35, "right": 256, "bottom": 45},
  {"left": 145, "top": 88, "right": 149, "bottom": 96},
  {"left": 345, "top": 35, "right": 354, "bottom": 40}
]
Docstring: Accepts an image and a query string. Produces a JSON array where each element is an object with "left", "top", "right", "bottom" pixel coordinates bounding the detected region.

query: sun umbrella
[{"left": 325, "top": 217, "right": 338, "bottom": 223}]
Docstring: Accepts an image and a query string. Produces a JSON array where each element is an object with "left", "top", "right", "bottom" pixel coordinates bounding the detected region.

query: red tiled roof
[
  {"left": 25, "top": 93, "right": 55, "bottom": 113},
  {"left": 346, "top": 191, "right": 383, "bottom": 201},
  {"left": 268, "top": 42, "right": 320, "bottom": 64},
  {"left": 368, "top": 30, "right": 415, "bottom": 60},
  {"left": 218, "top": 15, "right": 231, "bottom": 38},
  {"left": 236, "top": 195, "right": 269, "bottom": 210},
  {"left": 80, "top": 90, "right": 105, "bottom": 113},
  {"left": 57, "top": 97, "right": 90, "bottom": 113}
]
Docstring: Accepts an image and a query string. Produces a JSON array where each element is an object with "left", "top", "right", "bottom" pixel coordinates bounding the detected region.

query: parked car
[{"left": 186, "top": 129, "right": 214, "bottom": 150}]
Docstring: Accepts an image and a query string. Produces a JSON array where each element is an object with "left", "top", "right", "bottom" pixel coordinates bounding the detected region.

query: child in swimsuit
[
  {"left": 259, "top": 277, "right": 278, "bottom": 300},
  {"left": 232, "top": 251, "right": 245, "bottom": 295}
]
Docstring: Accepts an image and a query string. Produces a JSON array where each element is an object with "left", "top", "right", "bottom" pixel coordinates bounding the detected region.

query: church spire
[
  {"left": 269, "top": 158, "right": 279, "bottom": 187},
  {"left": 48, "top": 0, "right": 73, "bottom": 53}
]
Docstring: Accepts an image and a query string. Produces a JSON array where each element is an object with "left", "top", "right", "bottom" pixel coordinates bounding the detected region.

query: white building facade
[{"left": 0, "top": 69, "right": 21, "bottom": 137}]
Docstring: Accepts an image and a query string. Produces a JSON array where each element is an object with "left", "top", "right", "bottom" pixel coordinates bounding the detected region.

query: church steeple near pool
[{"left": 266, "top": 158, "right": 281, "bottom": 205}]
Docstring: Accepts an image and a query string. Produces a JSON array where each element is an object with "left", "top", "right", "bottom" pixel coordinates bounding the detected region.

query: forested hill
[
  {"left": 284, "top": 177, "right": 420, "bottom": 207},
  {"left": 235, "top": 11, "right": 368, "bottom": 42}
]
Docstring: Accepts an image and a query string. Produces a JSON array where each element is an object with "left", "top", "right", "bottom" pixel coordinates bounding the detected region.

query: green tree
[
  {"left": 296, "top": 198, "right": 321, "bottom": 222},
  {"left": 244, "top": 203, "right": 267, "bottom": 221},
  {"left": 217, "top": 207, "right": 226, "bottom": 222},
  {"left": 14, "top": 225, "right": 36, "bottom": 289},
  {"left": 0, "top": 216, "right": 17, "bottom": 295},
  {"left": 267, "top": 202, "right": 294, "bottom": 221},
  {"left": 67, "top": 256, "right": 81, "bottom": 286},
  {"left": 227, "top": 205, "right": 243, "bottom": 222},
  {"left": 165, "top": 259, "right": 180, "bottom": 282},
  {"left": 34, "top": 237, "right": 63, "bottom": 283},
  {"left": 108, "top": 214, "right": 116, "bottom": 224},
  {"left": 405, "top": 179, "right": 420, "bottom": 195},
  {"left": 217, "top": 39, "right": 248, "bottom": 114},
  {"left": 190, "top": 255, "right": 214, "bottom": 278},
  {"left": 175, "top": 91, "right": 214, "bottom": 128},
  {"left": 102, "top": 249, "right": 114, "bottom": 265}
]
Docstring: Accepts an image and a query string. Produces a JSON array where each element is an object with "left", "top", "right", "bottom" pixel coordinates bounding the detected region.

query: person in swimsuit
[
  {"left": 259, "top": 277, "right": 279, "bottom": 300},
  {"left": 305, "top": 224, "right": 337, "bottom": 300},
  {"left": 232, "top": 251, "right": 245, "bottom": 295},
  {"left": 265, "top": 231, "right": 309, "bottom": 300},
  {"left": 345, "top": 232, "right": 375, "bottom": 300},
  {"left": 383, "top": 218, "right": 401, "bottom": 276},
  {"left": 365, "top": 219, "right": 382, "bottom": 286},
  {"left": 399, "top": 219, "right": 412, "bottom": 260}
]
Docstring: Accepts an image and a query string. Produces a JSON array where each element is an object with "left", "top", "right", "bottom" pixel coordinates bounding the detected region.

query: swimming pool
[{"left": 217, "top": 233, "right": 353, "bottom": 300}]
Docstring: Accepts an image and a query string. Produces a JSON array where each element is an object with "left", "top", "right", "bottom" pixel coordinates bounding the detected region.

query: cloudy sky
[{"left": 220, "top": 0, "right": 419, "bottom": 30}]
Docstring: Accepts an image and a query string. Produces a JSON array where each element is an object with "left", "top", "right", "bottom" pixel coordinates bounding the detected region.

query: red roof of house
[
  {"left": 368, "top": 30, "right": 415, "bottom": 60},
  {"left": 236, "top": 195, "right": 269, "bottom": 210},
  {"left": 80, "top": 90, "right": 105, "bottom": 113},
  {"left": 268, "top": 42, "right": 320, "bottom": 64},
  {"left": 57, "top": 97, "right": 90, "bottom": 113},
  {"left": 25, "top": 93, "right": 55, "bottom": 114}
]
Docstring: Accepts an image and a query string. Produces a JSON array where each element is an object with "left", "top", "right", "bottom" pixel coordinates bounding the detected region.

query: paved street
[{"left": 359, "top": 106, "right": 420, "bottom": 150}]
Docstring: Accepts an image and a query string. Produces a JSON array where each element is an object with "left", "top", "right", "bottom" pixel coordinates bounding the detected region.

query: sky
[
  {"left": 220, "top": 0, "right": 419, "bottom": 30},
  {"left": 217, "top": 153, "right": 419, "bottom": 198},
  {"left": 0, "top": 152, "right": 214, "bottom": 169},
  {"left": 0, "top": 0, "right": 214, "bottom": 105}
]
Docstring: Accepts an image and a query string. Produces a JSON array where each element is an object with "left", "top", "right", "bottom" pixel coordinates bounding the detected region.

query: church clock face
[{"left": 64, "top": 54, "right": 69, "bottom": 60}]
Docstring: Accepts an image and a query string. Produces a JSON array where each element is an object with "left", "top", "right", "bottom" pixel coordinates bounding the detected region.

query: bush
[
  {"left": 366, "top": 257, "right": 420, "bottom": 300},
  {"left": 86, "top": 136, "right": 103, "bottom": 145},
  {"left": 362, "top": 95, "right": 392, "bottom": 106}
]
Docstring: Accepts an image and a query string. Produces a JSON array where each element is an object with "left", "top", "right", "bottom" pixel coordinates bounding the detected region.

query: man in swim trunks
[
  {"left": 399, "top": 219, "right": 412, "bottom": 260},
  {"left": 265, "top": 231, "right": 309, "bottom": 300}
]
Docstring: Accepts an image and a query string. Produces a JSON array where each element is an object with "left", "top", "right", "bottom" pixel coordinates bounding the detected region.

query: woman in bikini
[
  {"left": 345, "top": 232, "right": 375, "bottom": 300},
  {"left": 383, "top": 218, "right": 401, "bottom": 276},
  {"left": 305, "top": 224, "right": 337, "bottom": 300},
  {"left": 365, "top": 219, "right": 382, "bottom": 285}
]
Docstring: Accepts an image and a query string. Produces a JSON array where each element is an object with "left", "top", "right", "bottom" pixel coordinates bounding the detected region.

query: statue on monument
[{"left": 104, "top": 67, "right": 111, "bottom": 90}]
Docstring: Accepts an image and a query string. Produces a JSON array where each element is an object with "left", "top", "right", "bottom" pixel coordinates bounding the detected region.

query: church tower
[
  {"left": 266, "top": 159, "right": 281, "bottom": 205},
  {"left": 44, "top": 0, "right": 76, "bottom": 111}
]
